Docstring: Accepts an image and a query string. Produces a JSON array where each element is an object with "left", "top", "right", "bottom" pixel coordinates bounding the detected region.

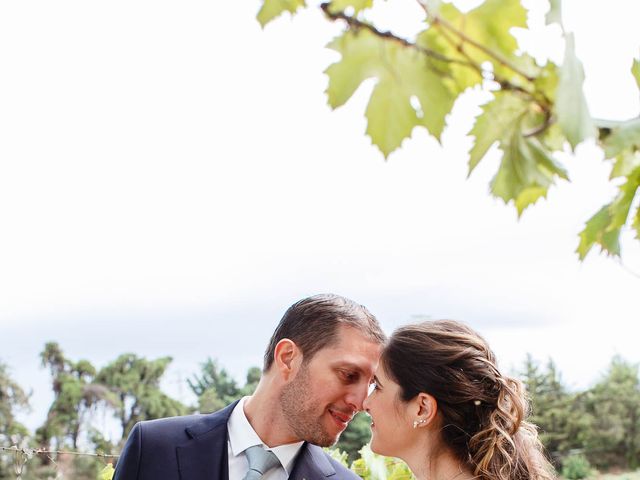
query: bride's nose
[{"left": 362, "top": 391, "right": 371, "bottom": 412}]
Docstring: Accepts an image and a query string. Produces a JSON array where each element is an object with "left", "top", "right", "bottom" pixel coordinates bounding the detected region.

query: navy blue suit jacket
[{"left": 113, "top": 401, "right": 360, "bottom": 480}]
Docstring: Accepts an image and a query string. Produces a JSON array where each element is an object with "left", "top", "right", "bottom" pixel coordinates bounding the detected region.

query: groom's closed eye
[{"left": 337, "top": 369, "right": 360, "bottom": 384}]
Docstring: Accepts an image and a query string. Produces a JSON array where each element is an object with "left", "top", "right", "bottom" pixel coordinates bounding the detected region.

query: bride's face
[{"left": 363, "top": 365, "right": 414, "bottom": 458}]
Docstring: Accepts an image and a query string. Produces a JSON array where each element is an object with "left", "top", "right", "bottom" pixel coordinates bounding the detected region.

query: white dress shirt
[{"left": 227, "top": 397, "right": 305, "bottom": 480}]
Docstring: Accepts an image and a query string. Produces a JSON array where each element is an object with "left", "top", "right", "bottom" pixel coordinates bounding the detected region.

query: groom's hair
[{"left": 263, "top": 293, "right": 386, "bottom": 372}]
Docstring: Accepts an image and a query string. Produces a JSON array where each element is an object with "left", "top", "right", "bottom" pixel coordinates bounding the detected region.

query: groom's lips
[{"left": 328, "top": 408, "right": 353, "bottom": 428}]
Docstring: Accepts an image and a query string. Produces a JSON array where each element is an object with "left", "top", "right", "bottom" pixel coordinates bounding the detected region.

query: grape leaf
[
  {"left": 602, "top": 117, "right": 640, "bottom": 158},
  {"left": 365, "top": 78, "right": 419, "bottom": 156},
  {"left": 632, "top": 58, "right": 640, "bottom": 90},
  {"left": 534, "top": 61, "right": 560, "bottom": 104},
  {"left": 327, "top": 0, "right": 373, "bottom": 14},
  {"left": 556, "top": 33, "right": 595, "bottom": 149},
  {"left": 611, "top": 150, "right": 640, "bottom": 179},
  {"left": 417, "top": 29, "right": 482, "bottom": 95},
  {"left": 577, "top": 166, "right": 640, "bottom": 259},
  {"left": 257, "top": 0, "right": 305, "bottom": 28},
  {"left": 464, "top": 0, "right": 527, "bottom": 59},
  {"left": 546, "top": 0, "right": 562, "bottom": 26},
  {"left": 419, "top": 0, "right": 527, "bottom": 87},
  {"left": 424, "top": 0, "right": 442, "bottom": 15},
  {"left": 325, "top": 30, "right": 384, "bottom": 109},
  {"left": 326, "top": 30, "right": 456, "bottom": 157},
  {"left": 577, "top": 206, "right": 621, "bottom": 259},
  {"left": 491, "top": 128, "right": 569, "bottom": 216},
  {"left": 468, "top": 92, "right": 529, "bottom": 174}
]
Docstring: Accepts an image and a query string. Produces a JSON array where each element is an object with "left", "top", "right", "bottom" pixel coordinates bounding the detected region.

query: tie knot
[{"left": 244, "top": 445, "right": 280, "bottom": 479}]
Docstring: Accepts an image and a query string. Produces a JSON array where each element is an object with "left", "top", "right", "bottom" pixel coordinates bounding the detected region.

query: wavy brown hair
[{"left": 381, "top": 320, "right": 554, "bottom": 480}]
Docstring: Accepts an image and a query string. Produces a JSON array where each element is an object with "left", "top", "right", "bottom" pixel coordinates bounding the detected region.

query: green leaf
[
  {"left": 546, "top": 0, "right": 562, "bottom": 26},
  {"left": 424, "top": 0, "right": 442, "bottom": 15},
  {"left": 632, "top": 58, "right": 640, "bottom": 90},
  {"left": 577, "top": 166, "right": 640, "bottom": 259},
  {"left": 419, "top": 0, "right": 527, "bottom": 87},
  {"left": 325, "top": 30, "right": 384, "bottom": 109},
  {"left": 257, "top": 0, "right": 305, "bottom": 28},
  {"left": 365, "top": 78, "right": 419, "bottom": 157},
  {"left": 534, "top": 61, "right": 560, "bottom": 104},
  {"left": 98, "top": 463, "right": 115, "bottom": 480},
  {"left": 327, "top": 0, "right": 373, "bottom": 14},
  {"left": 577, "top": 206, "right": 619, "bottom": 259},
  {"left": 611, "top": 150, "right": 640, "bottom": 179},
  {"left": 463, "top": 0, "right": 527, "bottom": 60},
  {"left": 326, "top": 30, "right": 456, "bottom": 157},
  {"left": 608, "top": 167, "right": 640, "bottom": 231},
  {"left": 491, "top": 129, "right": 569, "bottom": 216},
  {"left": 602, "top": 117, "right": 640, "bottom": 158},
  {"left": 468, "top": 92, "right": 529, "bottom": 174},
  {"left": 417, "top": 23, "right": 482, "bottom": 95},
  {"left": 556, "top": 33, "right": 595, "bottom": 149}
]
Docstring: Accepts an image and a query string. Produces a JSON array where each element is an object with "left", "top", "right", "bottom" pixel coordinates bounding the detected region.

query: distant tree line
[
  {"left": 522, "top": 354, "right": 640, "bottom": 470},
  {"left": 1, "top": 345, "right": 639, "bottom": 478}
]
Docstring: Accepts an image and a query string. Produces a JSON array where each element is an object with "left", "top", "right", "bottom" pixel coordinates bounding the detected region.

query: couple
[{"left": 114, "top": 294, "right": 552, "bottom": 480}]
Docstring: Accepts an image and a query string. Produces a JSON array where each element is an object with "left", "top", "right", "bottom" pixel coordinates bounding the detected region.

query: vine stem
[
  {"left": 416, "top": 0, "right": 535, "bottom": 82},
  {"left": 320, "top": 3, "right": 476, "bottom": 69},
  {"left": 0, "top": 446, "right": 119, "bottom": 459}
]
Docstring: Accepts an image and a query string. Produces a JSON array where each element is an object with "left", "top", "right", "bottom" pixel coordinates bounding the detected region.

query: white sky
[{"left": 0, "top": 0, "right": 639, "bottom": 435}]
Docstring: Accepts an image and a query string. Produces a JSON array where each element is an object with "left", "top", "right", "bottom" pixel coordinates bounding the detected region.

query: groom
[{"left": 113, "top": 293, "right": 386, "bottom": 480}]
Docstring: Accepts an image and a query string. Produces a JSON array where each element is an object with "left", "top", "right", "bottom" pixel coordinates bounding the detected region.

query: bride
[{"left": 363, "top": 320, "right": 554, "bottom": 480}]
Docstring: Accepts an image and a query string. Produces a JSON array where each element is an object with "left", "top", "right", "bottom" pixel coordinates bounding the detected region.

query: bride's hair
[{"left": 381, "top": 320, "right": 555, "bottom": 480}]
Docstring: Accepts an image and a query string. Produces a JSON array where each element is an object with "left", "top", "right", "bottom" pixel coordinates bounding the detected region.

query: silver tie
[{"left": 242, "top": 445, "right": 280, "bottom": 480}]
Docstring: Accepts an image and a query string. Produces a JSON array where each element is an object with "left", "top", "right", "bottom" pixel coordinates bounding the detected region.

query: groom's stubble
[{"left": 280, "top": 362, "right": 340, "bottom": 447}]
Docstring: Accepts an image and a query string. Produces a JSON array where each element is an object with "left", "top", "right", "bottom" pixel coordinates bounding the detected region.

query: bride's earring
[{"left": 412, "top": 418, "right": 427, "bottom": 428}]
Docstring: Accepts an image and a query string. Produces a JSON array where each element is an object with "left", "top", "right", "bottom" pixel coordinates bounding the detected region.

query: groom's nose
[{"left": 345, "top": 381, "right": 369, "bottom": 411}]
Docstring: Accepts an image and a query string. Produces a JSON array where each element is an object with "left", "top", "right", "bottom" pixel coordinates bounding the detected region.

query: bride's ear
[{"left": 412, "top": 392, "right": 438, "bottom": 427}]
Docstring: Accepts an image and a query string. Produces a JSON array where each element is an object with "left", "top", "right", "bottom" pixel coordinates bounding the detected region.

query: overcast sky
[{"left": 1, "top": 0, "right": 639, "bottom": 436}]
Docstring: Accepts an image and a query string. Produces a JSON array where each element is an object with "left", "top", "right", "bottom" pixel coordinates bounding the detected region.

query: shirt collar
[{"left": 228, "top": 396, "right": 305, "bottom": 474}]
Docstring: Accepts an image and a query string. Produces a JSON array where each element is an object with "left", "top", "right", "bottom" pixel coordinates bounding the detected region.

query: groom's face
[{"left": 280, "top": 325, "right": 382, "bottom": 446}]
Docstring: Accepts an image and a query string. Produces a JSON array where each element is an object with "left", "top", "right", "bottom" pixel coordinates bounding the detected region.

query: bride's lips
[{"left": 328, "top": 408, "right": 353, "bottom": 428}]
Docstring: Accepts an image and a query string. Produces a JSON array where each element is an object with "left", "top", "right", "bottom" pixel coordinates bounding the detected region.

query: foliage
[
  {"left": 562, "top": 454, "right": 593, "bottom": 480},
  {"left": 335, "top": 411, "right": 372, "bottom": 462},
  {"left": 521, "top": 354, "right": 583, "bottom": 462},
  {"left": 37, "top": 343, "right": 116, "bottom": 450},
  {"left": 256, "top": 0, "right": 640, "bottom": 260},
  {"left": 98, "top": 462, "right": 115, "bottom": 480},
  {"left": 521, "top": 355, "right": 640, "bottom": 471},
  {"left": 6, "top": 350, "right": 640, "bottom": 478},
  {"left": 0, "top": 362, "right": 30, "bottom": 477},
  {"left": 350, "top": 444, "right": 414, "bottom": 480},
  {"left": 188, "top": 358, "right": 261, "bottom": 413},
  {"left": 96, "top": 353, "right": 188, "bottom": 440},
  {"left": 580, "top": 357, "right": 640, "bottom": 469}
]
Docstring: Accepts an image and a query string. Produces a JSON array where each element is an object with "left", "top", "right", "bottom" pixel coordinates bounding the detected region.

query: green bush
[{"left": 562, "top": 454, "right": 592, "bottom": 480}]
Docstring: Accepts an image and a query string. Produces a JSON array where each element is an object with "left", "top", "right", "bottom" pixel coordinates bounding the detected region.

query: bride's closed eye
[{"left": 367, "top": 381, "right": 379, "bottom": 396}]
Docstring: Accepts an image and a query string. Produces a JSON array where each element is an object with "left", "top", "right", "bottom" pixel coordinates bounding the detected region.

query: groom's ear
[
  {"left": 273, "top": 339, "right": 302, "bottom": 380},
  {"left": 414, "top": 392, "right": 438, "bottom": 427}
]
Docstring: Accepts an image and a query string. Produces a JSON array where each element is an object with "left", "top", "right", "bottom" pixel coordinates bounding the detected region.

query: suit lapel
[
  {"left": 176, "top": 401, "right": 239, "bottom": 480},
  {"left": 288, "top": 443, "right": 336, "bottom": 480}
]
